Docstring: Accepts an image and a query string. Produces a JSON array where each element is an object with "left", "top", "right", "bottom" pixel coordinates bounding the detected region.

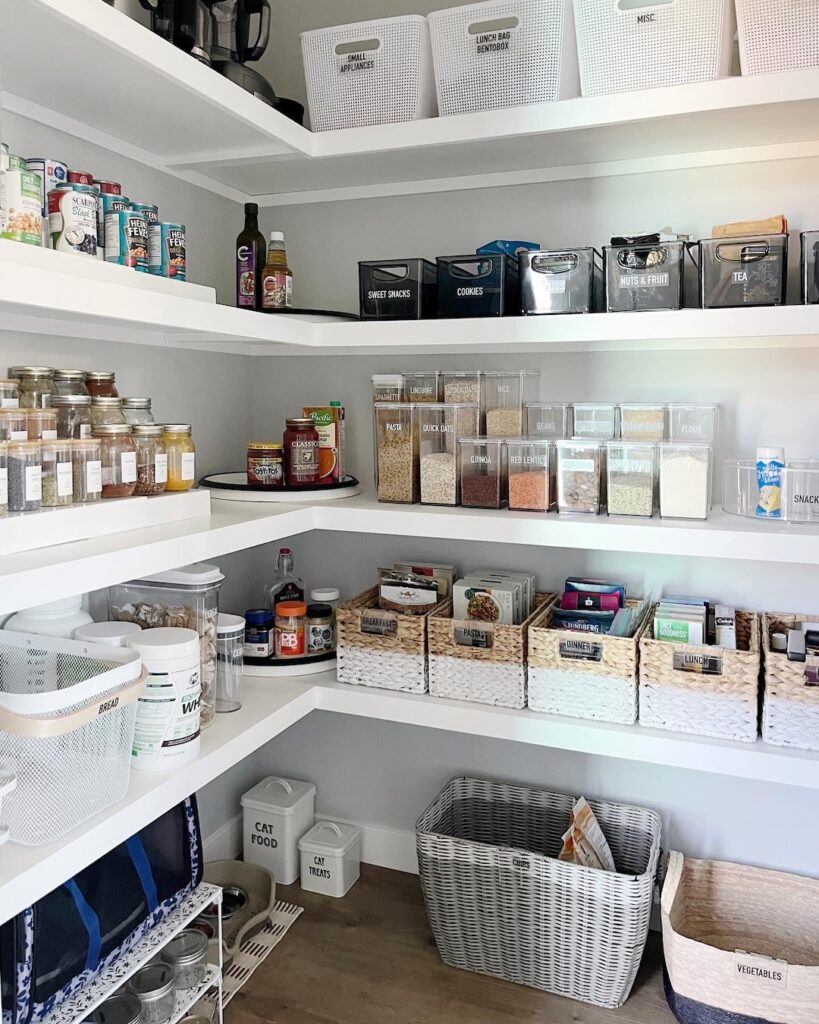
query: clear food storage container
[
  {"left": 0, "top": 440, "right": 7, "bottom": 517},
  {"left": 374, "top": 403, "right": 419, "bottom": 503},
  {"left": 520, "top": 248, "right": 599, "bottom": 315},
  {"left": 418, "top": 402, "right": 479, "bottom": 506},
  {"left": 666, "top": 403, "right": 718, "bottom": 443},
  {"left": 525, "top": 401, "right": 572, "bottom": 439},
  {"left": 108, "top": 563, "right": 225, "bottom": 730},
  {"left": 618, "top": 403, "right": 665, "bottom": 442},
  {"left": 556, "top": 439, "right": 603, "bottom": 514},
  {"left": 699, "top": 234, "right": 787, "bottom": 308},
  {"left": 401, "top": 371, "right": 442, "bottom": 403},
  {"left": 0, "top": 409, "right": 29, "bottom": 441},
  {"left": 507, "top": 439, "right": 553, "bottom": 512},
  {"left": 0, "top": 378, "right": 19, "bottom": 408},
  {"left": 606, "top": 442, "right": 657, "bottom": 518},
  {"left": 459, "top": 437, "right": 507, "bottom": 508},
  {"left": 604, "top": 241, "right": 686, "bottom": 312},
  {"left": 8, "top": 439, "right": 41, "bottom": 513},
  {"left": 372, "top": 373, "right": 404, "bottom": 404},
  {"left": 90, "top": 396, "right": 127, "bottom": 427},
  {"left": 52, "top": 394, "right": 92, "bottom": 439},
  {"left": 483, "top": 371, "right": 539, "bottom": 437},
  {"left": 25, "top": 409, "right": 57, "bottom": 442},
  {"left": 659, "top": 443, "right": 712, "bottom": 520},
  {"left": 72, "top": 438, "right": 102, "bottom": 504},
  {"left": 359, "top": 259, "right": 437, "bottom": 320},
  {"left": 572, "top": 402, "right": 618, "bottom": 440},
  {"left": 442, "top": 371, "right": 482, "bottom": 405},
  {"left": 801, "top": 231, "right": 819, "bottom": 305},
  {"left": 41, "top": 439, "right": 73, "bottom": 508},
  {"left": 436, "top": 254, "right": 520, "bottom": 318}
]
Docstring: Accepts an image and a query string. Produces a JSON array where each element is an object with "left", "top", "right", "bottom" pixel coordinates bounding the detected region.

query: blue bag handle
[
  {"left": 62, "top": 880, "right": 101, "bottom": 972},
  {"left": 126, "top": 835, "right": 159, "bottom": 913}
]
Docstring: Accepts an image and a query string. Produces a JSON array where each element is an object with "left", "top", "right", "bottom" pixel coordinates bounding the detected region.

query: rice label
[
  {"left": 734, "top": 952, "right": 788, "bottom": 992},
  {"left": 672, "top": 651, "right": 723, "bottom": 675},
  {"left": 453, "top": 626, "right": 493, "bottom": 649},
  {"left": 559, "top": 638, "right": 603, "bottom": 662}
]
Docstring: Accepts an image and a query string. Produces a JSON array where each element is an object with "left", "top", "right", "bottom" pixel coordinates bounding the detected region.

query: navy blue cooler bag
[{"left": 1, "top": 798, "right": 202, "bottom": 1024}]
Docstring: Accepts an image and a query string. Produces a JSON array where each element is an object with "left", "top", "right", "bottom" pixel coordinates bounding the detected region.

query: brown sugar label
[
  {"left": 559, "top": 638, "right": 603, "bottom": 662},
  {"left": 673, "top": 652, "right": 723, "bottom": 675},
  {"left": 454, "top": 626, "right": 493, "bottom": 649},
  {"left": 734, "top": 952, "right": 788, "bottom": 992},
  {"left": 360, "top": 614, "right": 397, "bottom": 637}
]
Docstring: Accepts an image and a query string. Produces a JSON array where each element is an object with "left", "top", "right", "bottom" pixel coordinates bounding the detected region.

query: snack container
[
  {"left": 359, "top": 258, "right": 437, "bottom": 319},
  {"left": 618, "top": 403, "right": 665, "bottom": 442},
  {"left": 666, "top": 403, "right": 718, "bottom": 444},
  {"left": 520, "top": 248, "right": 599, "bottom": 314},
  {"left": 401, "top": 370, "right": 442, "bottom": 403},
  {"left": 659, "top": 443, "right": 712, "bottom": 520},
  {"left": 441, "top": 371, "right": 482, "bottom": 406},
  {"left": 507, "top": 439, "right": 553, "bottom": 512}
]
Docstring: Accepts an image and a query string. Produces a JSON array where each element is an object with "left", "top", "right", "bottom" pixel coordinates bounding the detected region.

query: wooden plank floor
[{"left": 228, "top": 865, "right": 677, "bottom": 1024}]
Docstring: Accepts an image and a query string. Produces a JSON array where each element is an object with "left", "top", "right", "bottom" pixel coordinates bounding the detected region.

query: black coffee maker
[
  {"left": 150, "top": 0, "right": 212, "bottom": 65},
  {"left": 209, "top": 0, "right": 276, "bottom": 106}
]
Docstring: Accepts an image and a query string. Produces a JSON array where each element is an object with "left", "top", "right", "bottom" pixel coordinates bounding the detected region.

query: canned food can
[
  {"left": 6, "top": 155, "right": 27, "bottom": 173},
  {"left": 106, "top": 209, "right": 148, "bottom": 271},
  {"left": 98, "top": 193, "right": 130, "bottom": 260},
  {"left": 94, "top": 180, "right": 121, "bottom": 195},
  {"left": 149, "top": 222, "right": 186, "bottom": 280},
  {"left": 1, "top": 169, "right": 43, "bottom": 245},
  {"left": 0, "top": 143, "right": 9, "bottom": 156},
  {"left": 132, "top": 202, "right": 159, "bottom": 224},
  {"left": 26, "top": 158, "right": 68, "bottom": 244},
  {"left": 48, "top": 183, "right": 98, "bottom": 257},
  {"left": 67, "top": 169, "right": 94, "bottom": 186}
]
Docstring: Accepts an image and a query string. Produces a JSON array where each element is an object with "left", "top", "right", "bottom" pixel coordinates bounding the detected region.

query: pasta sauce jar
[
  {"left": 247, "top": 441, "right": 283, "bottom": 486},
  {"left": 283, "top": 418, "right": 319, "bottom": 486}
]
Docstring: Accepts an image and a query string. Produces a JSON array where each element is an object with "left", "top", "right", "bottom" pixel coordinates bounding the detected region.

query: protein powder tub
[{"left": 127, "top": 627, "right": 201, "bottom": 771}]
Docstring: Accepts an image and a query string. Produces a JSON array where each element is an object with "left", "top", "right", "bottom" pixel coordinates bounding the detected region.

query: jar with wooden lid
[
  {"left": 0, "top": 440, "right": 8, "bottom": 516},
  {"left": 163, "top": 424, "right": 196, "bottom": 491},
  {"left": 133, "top": 424, "right": 167, "bottom": 495},
  {"left": 0, "top": 409, "right": 28, "bottom": 442},
  {"left": 52, "top": 394, "right": 92, "bottom": 439},
  {"left": 72, "top": 438, "right": 102, "bottom": 503},
  {"left": 90, "top": 396, "right": 126, "bottom": 427},
  {"left": 122, "top": 397, "right": 154, "bottom": 425},
  {"left": 94, "top": 424, "right": 137, "bottom": 498},
  {"left": 84, "top": 370, "right": 119, "bottom": 398},
  {"left": 25, "top": 409, "right": 57, "bottom": 441},
  {"left": 16, "top": 366, "right": 55, "bottom": 409},
  {"left": 8, "top": 440, "right": 42, "bottom": 512},
  {"left": 53, "top": 369, "right": 89, "bottom": 396},
  {"left": 247, "top": 441, "right": 283, "bottom": 486},
  {"left": 283, "top": 418, "right": 319, "bottom": 486},
  {"left": 41, "top": 439, "right": 73, "bottom": 508},
  {"left": 275, "top": 600, "right": 307, "bottom": 658}
]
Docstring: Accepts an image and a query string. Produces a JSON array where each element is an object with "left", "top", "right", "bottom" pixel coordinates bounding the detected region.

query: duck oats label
[
  {"left": 734, "top": 952, "right": 788, "bottom": 991},
  {"left": 559, "top": 638, "right": 603, "bottom": 662},
  {"left": 454, "top": 626, "right": 493, "bottom": 649},
  {"left": 673, "top": 651, "right": 723, "bottom": 675},
  {"left": 360, "top": 614, "right": 397, "bottom": 636}
]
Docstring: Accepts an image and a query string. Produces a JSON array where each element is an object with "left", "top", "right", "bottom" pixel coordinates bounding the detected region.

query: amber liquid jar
[
  {"left": 85, "top": 371, "right": 119, "bottom": 398},
  {"left": 284, "top": 418, "right": 319, "bottom": 486},
  {"left": 247, "top": 442, "right": 283, "bottom": 486}
]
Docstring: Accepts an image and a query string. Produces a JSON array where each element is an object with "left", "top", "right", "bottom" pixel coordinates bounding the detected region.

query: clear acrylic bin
[
  {"left": 520, "top": 248, "right": 599, "bottom": 314},
  {"left": 483, "top": 371, "right": 539, "bottom": 437},
  {"left": 572, "top": 402, "right": 618, "bottom": 440},
  {"left": 618, "top": 403, "right": 665, "bottom": 442},
  {"left": 659, "top": 443, "right": 712, "bottom": 520},
  {"left": 699, "top": 234, "right": 787, "bottom": 308},
  {"left": 606, "top": 442, "right": 656, "bottom": 518},
  {"left": 402, "top": 371, "right": 442, "bottom": 403},
  {"left": 374, "top": 403, "right": 419, "bottom": 503},
  {"left": 801, "top": 231, "right": 819, "bottom": 305},
  {"left": 442, "top": 371, "right": 482, "bottom": 406},
  {"left": 604, "top": 241, "right": 685, "bottom": 312},
  {"left": 459, "top": 437, "right": 507, "bottom": 508},
  {"left": 525, "top": 401, "right": 572, "bottom": 439},
  {"left": 359, "top": 259, "right": 437, "bottom": 320},
  {"left": 372, "top": 373, "right": 404, "bottom": 404},
  {"left": 418, "top": 403, "right": 479, "bottom": 506},
  {"left": 556, "top": 439, "right": 603, "bottom": 514},
  {"left": 666, "top": 404, "right": 718, "bottom": 444},
  {"left": 723, "top": 459, "right": 819, "bottom": 524},
  {"left": 507, "top": 439, "right": 553, "bottom": 512}
]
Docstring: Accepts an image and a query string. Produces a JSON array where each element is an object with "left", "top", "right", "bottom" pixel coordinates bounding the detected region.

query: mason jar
[
  {"left": 52, "top": 394, "right": 92, "bottom": 439},
  {"left": 84, "top": 370, "right": 119, "bottom": 398},
  {"left": 163, "top": 424, "right": 196, "bottom": 492},
  {"left": 133, "top": 424, "right": 167, "bottom": 495},
  {"left": 90, "top": 396, "right": 127, "bottom": 427},
  {"left": 93, "top": 424, "right": 137, "bottom": 498},
  {"left": 53, "top": 369, "right": 89, "bottom": 396},
  {"left": 16, "top": 366, "right": 56, "bottom": 409},
  {"left": 122, "top": 397, "right": 154, "bottom": 425}
]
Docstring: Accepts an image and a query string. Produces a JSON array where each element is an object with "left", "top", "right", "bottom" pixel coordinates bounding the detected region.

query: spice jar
[
  {"left": 133, "top": 424, "right": 167, "bottom": 495},
  {"left": 127, "top": 963, "right": 175, "bottom": 1024},
  {"left": 371, "top": 373, "right": 403, "bottom": 404},
  {"left": 0, "top": 410, "right": 27, "bottom": 442},
  {"left": 16, "top": 367, "right": 55, "bottom": 409},
  {"left": 306, "top": 603, "right": 335, "bottom": 653},
  {"left": 418, "top": 402, "right": 479, "bottom": 506},
  {"left": 161, "top": 928, "right": 209, "bottom": 990},
  {"left": 122, "top": 397, "right": 154, "bottom": 425},
  {"left": 283, "top": 417, "right": 319, "bottom": 487},
  {"left": 659, "top": 443, "right": 712, "bottom": 520},
  {"left": 483, "top": 371, "right": 540, "bottom": 438},
  {"left": 84, "top": 370, "right": 118, "bottom": 398},
  {"left": 244, "top": 608, "right": 274, "bottom": 658},
  {"left": 606, "top": 441, "right": 657, "bottom": 517},
  {"left": 52, "top": 394, "right": 92, "bottom": 439},
  {"left": 507, "top": 439, "right": 553, "bottom": 512},
  {"left": 0, "top": 440, "right": 8, "bottom": 517},
  {"left": 459, "top": 437, "right": 507, "bottom": 509},
  {"left": 0, "top": 379, "right": 19, "bottom": 408},
  {"left": 41, "top": 439, "right": 74, "bottom": 508},
  {"left": 26, "top": 409, "right": 58, "bottom": 441},
  {"left": 374, "top": 403, "right": 419, "bottom": 503},
  {"left": 53, "top": 369, "right": 89, "bottom": 396},
  {"left": 83, "top": 993, "right": 142, "bottom": 1024},
  {"left": 275, "top": 601, "right": 307, "bottom": 658},
  {"left": 8, "top": 440, "right": 42, "bottom": 513},
  {"left": 556, "top": 439, "right": 603, "bottom": 514},
  {"left": 94, "top": 424, "right": 137, "bottom": 498},
  {"left": 163, "top": 424, "right": 196, "bottom": 491},
  {"left": 72, "top": 438, "right": 102, "bottom": 503},
  {"left": 247, "top": 441, "right": 283, "bottom": 486},
  {"left": 90, "top": 396, "right": 126, "bottom": 427}
]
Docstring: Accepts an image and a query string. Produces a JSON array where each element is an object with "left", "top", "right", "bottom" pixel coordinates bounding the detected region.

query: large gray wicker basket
[{"left": 415, "top": 776, "right": 662, "bottom": 1009}]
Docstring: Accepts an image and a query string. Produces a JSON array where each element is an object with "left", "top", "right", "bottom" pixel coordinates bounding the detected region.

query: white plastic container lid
[
  {"left": 74, "top": 621, "right": 143, "bottom": 647},
  {"left": 131, "top": 563, "right": 225, "bottom": 587},
  {"left": 310, "top": 588, "right": 340, "bottom": 603},
  {"left": 217, "top": 613, "right": 246, "bottom": 635},
  {"left": 299, "top": 820, "right": 360, "bottom": 857},
  {"left": 757, "top": 446, "right": 785, "bottom": 460},
  {"left": 241, "top": 776, "right": 316, "bottom": 816},
  {"left": 127, "top": 626, "right": 199, "bottom": 660},
  {"left": 20, "top": 595, "right": 84, "bottom": 614}
]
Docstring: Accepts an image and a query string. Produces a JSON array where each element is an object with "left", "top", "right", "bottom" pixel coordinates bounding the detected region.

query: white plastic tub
[
  {"left": 242, "top": 776, "right": 316, "bottom": 885},
  {"left": 299, "top": 821, "right": 361, "bottom": 898},
  {"left": 736, "top": 0, "right": 819, "bottom": 76}
]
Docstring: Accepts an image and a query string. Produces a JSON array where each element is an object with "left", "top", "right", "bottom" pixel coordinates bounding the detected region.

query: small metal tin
[
  {"left": 161, "top": 929, "right": 209, "bottom": 991},
  {"left": 83, "top": 992, "right": 142, "bottom": 1024},
  {"left": 67, "top": 169, "right": 94, "bottom": 185},
  {"left": 105, "top": 209, "right": 148, "bottom": 271},
  {"left": 149, "top": 222, "right": 186, "bottom": 280}
]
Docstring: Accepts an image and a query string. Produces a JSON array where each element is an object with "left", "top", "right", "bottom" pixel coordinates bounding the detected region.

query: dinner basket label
[
  {"left": 734, "top": 951, "right": 788, "bottom": 992},
  {"left": 672, "top": 651, "right": 723, "bottom": 675},
  {"left": 559, "top": 639, "right": 603, "bottom": 662},
  {"left": 360, "top": 614, "right": 397, "bottom": 637},
  {"left": 454, "top": 626, "right": 493, "bottom": 649}
]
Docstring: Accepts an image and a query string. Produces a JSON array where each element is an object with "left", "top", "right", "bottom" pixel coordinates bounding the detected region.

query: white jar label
[
  {"left": 0, "top": 467, "right": 7, "bottom": 505},
  {"left": 57, "top": 461, "right": 73, "bottom": 497},
  {"left": 132, "top": 666, "right": 201, "bottom": 761},
  {"left": 86, "top": 460, "right": 102, "bottom": 493},
  {"left": 25, "top": 465, "right": 42, "bottom": 501},
  {"left": 155, "top": 453, "right": 168, "bottom": 484},
  {"left": 181, "top": 452, "right": 195, "bottom": 481},
  {"left": 11, "top": 429, "right": 27, "bottom": 441},
  {"left": 121, "top": 450, "right": 137, "bottom": 483},
  {"left": 79, "top": 423, "right": 92, "bottom": 439},
  {"left": 1, "top": 398, "right": 18, "bottom": 409},
  {"left": 42, "top": 430, "right": 57, "bottom": 441}
]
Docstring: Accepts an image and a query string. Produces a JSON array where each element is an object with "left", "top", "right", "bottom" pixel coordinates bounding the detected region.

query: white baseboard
[{"left": 203, "top": 813, "right": 243, "bottom": 861}]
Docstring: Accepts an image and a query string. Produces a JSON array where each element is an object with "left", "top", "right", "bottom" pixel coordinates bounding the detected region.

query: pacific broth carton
[{"left": 303, "top": 404, "right": 345, "bottom": 484}]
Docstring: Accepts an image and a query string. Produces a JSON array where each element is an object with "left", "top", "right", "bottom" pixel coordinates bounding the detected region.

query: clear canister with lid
[
  {"left": 122, "top": 397, "right": 154, "bottom": 425},
  {"left": 401, "top": 370, "right": 441, "bottom": 403},
  {"left": 618, "top": 403, "right": 666, "bottom": 442},
  {"left": 372, "top": 373, "right": 403, "bottom": 404},
  {"left": 8, "top": 440, "right": 42, "bottom": 513},
  {"left": 0, "top": 409, "right": 29, "bottom": 442},
  {"left": 160, "top": 927, "right": 209, "bottom": 989},
  {"left": 83, "top": 992, "right": 142, "bottom": 1024},
  {"left": 525, "top": 401, "right": 572, "bottom": 439},
  {"left": 275, "top": 600, "right": 307, "bottom": 658},
  {"left": 483, "top": 370, "right": 540, "bottom": 437},
  {"left": 133, "top": 424, "right": 168, "bottom": 495},
  {"left": 94, "top": 424, "right": 137, "bottom": 498},
  {"left": 459, "top": 437, "right": 508, "bottom": 509},
  {"left": 441, "top": 370, "right": 481, "bottom": 405},
  {"left": 0, "top": 379, "right": 19, "bottom": 408},
  {"left": 556, "top": 439, "right": 603, "bottom": 514},
  {"left": 216, "top": 613, "right": 245, "bottom": 713},
  {"left": 659, "top": 442, "right": 712, "bottom": 520},
  {"left": 84, "top": 370, "right": 119, "bottom": 398},
  {"left": 127, "top": 962, "right": 175, "bottom": 1024},
  {"left": 52, "top": 394, "right": 92, "bottom": 439},
  {"left": 41, "top": 439, "right": 74, "bottom": 508},
  {"left": 507, "top": 438, "right": 553, "bottom": 512},
  {"left": 0, "top": 440, "right": 7, "bottom": 516},
  {"left": 374, "top": 403, "right": 419, "bottom": 504},
  {"left": 606, "top": 441, "right": 657, "bottom": 518},
  {"left": 26, "top": 408, "right": 58, "bottom": 441},
  {"left": 16, "top": 366, "right": 55, "bottom": 409},
  {"left": 418, "top": 402, "right": 479, "bottom": 506},
  {"left": 53, "top": 369, "right": 89, "bottom": 396},
  {"left": 572, "top": 402, "right": 618, "bottom": 440},
  {"left": 72, "top": 438, "right": 102, "bottom": 503},
  {"left": 163, "top": 424, "right": 196, "bottom": 491},
  {"left": 90, "top": 395, "right": 126, "bottom": 427}
]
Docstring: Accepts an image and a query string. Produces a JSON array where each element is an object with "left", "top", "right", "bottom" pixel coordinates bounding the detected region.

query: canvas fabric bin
[
  {"left": 761, "top": 612, "right": 819, "bottom": 751},
  {"left": 639, "top": 608, "right": 760, "bottom": 741},
  {"left": 416, "top": 775, "right": 662, "bottom": 1008},
  {"left": 336, "top": 587, "right": 449, "bottom": 694},
  {"left": 662, "top": 852, "right": 819, "bottom": 1024},
  {"left": 528, "top": 599, "right": 652, "bottom": 724},
  {"left": 428, "top": 593, "right": 554, "bottom": 708}
]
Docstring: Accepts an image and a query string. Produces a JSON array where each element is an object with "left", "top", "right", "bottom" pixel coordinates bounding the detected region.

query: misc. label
[
  {"left": 559, "top": 638, "right": 603, "bottom": 662},
  {"left": 673, "top": 651, "right": 723, "bottom": 675},
  {"left": 734, "top": 952, "right": 788, "bottom": 991},
  {"left": 540, "top": 277, "right": 567, "bottom": 293},
  {"left": 454, "top": 626, "right": 493, "bottom": 649},
  {"left": 619, "top": 272, "right": 670, "bottom": 288},
  {"left": 360, "top": 614, "right": 397, "bottom": 636},
  {"left": 181, "top": 451, "right": 196, "bottom": 481},
  {"left": 121, "top": 450, "right": 137, "bottom": 484}
]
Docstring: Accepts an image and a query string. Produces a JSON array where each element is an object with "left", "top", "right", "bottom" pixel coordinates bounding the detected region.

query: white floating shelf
[{"left": 4, "top": 2, "right": 819, "bottom": 203}]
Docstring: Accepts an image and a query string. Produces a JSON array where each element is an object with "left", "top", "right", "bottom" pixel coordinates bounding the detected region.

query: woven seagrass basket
[
  {"left": 427, "top": 593, "right": 555, "bottom": 708},
  {"left": 639, "top": 608, "right": 760, "bottom": 741},
  {"left": 761, "top": 612, "right": 819, "bottom": 751}
]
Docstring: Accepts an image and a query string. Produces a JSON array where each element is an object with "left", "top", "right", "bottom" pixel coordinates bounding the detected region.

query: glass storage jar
[
  {"left": 94, "top": 423, "right": 137, "bottom": 498},
  {"left": 72, "top": 438, "right": 102, "bottom": 503},
  {"left": 401, "top": 371, "right": 441, "bottom": 403},
  {"left": 163, "top": 424, "right": 196, "bottom": 491},
  {"left": 53, "top": 369, "right": 89, "bottom": 396},
  {"left": 659, "top": 443, "right": 712, "bottom": 520},
  {"left": 524, "top": 401, "right": 572, "bottom": 439},
  {"left": 160, "top": 928, "right": 209, "bottom": 990},
  {"left": 84, "top": 993, "right": 142, "bottom": 1024},
  {"left": 90, "top": 396, "right": 126, "bottom": 427},
  {"left": 133, "top": 424, "right": 167, "bottom": 495},
  {"left": 556, "top": 439, "right": 603, "bottom": 514},
  {"left": 41, "top": 439, "right": 74, "bottom": 508},
  {"left": 84, "top": 370, "right": 118, "bottom": 398},
  {"left": 26, "top": 408, "right": 58, "bottom": 441},
  {"left": 507, "top": 439, "right": 553, "bottom": 512},
  {"left": 572, "top": 402, "right": 618, "bottom": 440},
  {"left": 17, "top": 366, "right": 55, "bottom": 409},
  {"left": 275, "top": 600, "right": 307, "bottom": 658},
  {"left": 8, "top": 440, "right": 42, "bottom": 513},
  {"left": 374, "top": 403, "right": 419, "bottom": 503},
  {"left": 483, "top": 370, "right": 540, "bottom": 437},
  {"left": 618, "top": 403, "right": 665, "bottom": 442},
  {"left": 606, "top": 441, "right": 657, "bottom": 517},
  {"left": 459, "top": 437, "right": 507, "bottom": 509},
  {"left": 283, "top": 417, "right": 318, "bottom": 487},
  {"left": 127, "top": 963, "right": 175, "bottom": 1024},
  {"left": 0, "top": 379, "right": 19, "bottom": 408},
  {"left": 122, "top": 397, "right": 154, "bottom": 425},
  {"left": 0, "top": 409, "right": 29, "bottom": 442},
  {"left": 418, "top": 402, "right": 479, "bottom": 506},
  {"left": 52, "top": 394, "right": 92, "bottom": 439},
  {"left": 371, "top": 373, "right": 403, "bottom": 404},
  {"left": 0, "top": 440, "right": 7, "bottom": 517},
  {"left": 441, "top": 370, "right": 481, "bottom": 406}
]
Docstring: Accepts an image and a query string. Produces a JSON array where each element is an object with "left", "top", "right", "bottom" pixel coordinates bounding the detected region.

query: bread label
[{"left": 734, "top": 952, "right": 788, "bottom": 992}]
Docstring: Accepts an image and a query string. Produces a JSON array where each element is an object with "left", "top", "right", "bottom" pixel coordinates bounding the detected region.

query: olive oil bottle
[{"left": 235, "top": 202, "right": 266, "bottom": 310}]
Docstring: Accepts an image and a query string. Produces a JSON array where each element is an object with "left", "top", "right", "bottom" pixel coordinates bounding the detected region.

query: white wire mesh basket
[
  {"left": 428, "top": 0, "right": 579, "bottom": 116},
  {"left": 736, "top": 0, "right": 819, "bottom": 76},
  {"left": 0, "top": 630, "right": 146, "bottom": 846},
  {"left": 573, "top": 0, "right": 735, "bottom": 97},
  {"left": 300, "top": 15, "right": 437, "bottom": 132}
]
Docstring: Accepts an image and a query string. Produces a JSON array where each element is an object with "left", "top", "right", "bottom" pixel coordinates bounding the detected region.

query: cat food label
[{"left": 734, "top": 952, "right": 788, "bottom": 992}]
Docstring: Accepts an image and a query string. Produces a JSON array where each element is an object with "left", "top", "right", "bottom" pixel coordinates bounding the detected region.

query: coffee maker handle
[
  {"left": 244, "top": 0, "right": 271, "bottom": 62},
  {"left": 138, "top": 0, "right": 159, "bottom": 9}
]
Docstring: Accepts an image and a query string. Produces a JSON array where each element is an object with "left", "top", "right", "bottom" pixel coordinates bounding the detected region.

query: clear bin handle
[
  {"left": 467, "top": 15, "right": 519, "bottom": 35},
  {"left": 617, "top": 0, "right": 675, "bottom": 11},
  {"left": 447, "top": 258, "right": 494, "bottom": 281},
  {"left": 531, "top": 253, "right": 578, "bottom": 275},
  {"left": 371, "top": 264, "right": 410, "bottom": 283},
  {"left": 714, "top": 241, "right": 770, "bottom": 264}
]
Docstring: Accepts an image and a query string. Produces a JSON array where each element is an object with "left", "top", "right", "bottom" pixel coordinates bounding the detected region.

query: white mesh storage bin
[
  {"left": 737, "top": 0, "right": 819, "bottom": 76},
  {"left": 428, "top": 0, "right": 579, "bottom": 116},
  {"left": 573, "top": 0, "right": 735, "bottom": 97},
  {"left": 301, "top": 16, "right": 437, "bottom": 132},
  {"left": 0, "top": 630, "right": 145, "bottom": 846}
]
